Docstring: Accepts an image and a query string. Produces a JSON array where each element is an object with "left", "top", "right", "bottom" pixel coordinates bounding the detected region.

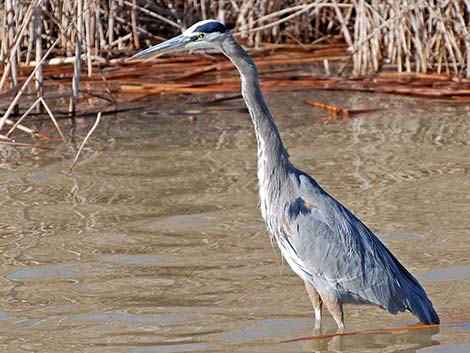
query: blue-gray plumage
[{"left": 130, "top": 19, "right": 440, "bottom": 330}]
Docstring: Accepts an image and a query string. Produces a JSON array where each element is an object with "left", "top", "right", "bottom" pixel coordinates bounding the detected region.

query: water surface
[{"left": 0, "top": 90, "right": 468, "bottom": 352}]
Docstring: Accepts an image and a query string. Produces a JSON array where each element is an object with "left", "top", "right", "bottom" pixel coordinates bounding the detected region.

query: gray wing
[{"left": 282, "top": 171, "right": 437, "bottom": 322}]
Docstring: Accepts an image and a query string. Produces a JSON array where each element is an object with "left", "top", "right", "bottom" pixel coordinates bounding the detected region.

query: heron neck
[{"left": 221, "top": 37, "right": 289, "bottom": 170}]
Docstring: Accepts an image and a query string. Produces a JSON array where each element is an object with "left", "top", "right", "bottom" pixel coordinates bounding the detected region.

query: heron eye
[{"left": 197, "top": 33, "right": 204, "bottom": 40}]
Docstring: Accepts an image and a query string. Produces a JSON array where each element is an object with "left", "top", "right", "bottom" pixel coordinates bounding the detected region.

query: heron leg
[
  {"left": 318, "top": 292, "right": 344, "bottom": 331},
  {"left": 304, "top": 282, "right": 322, "bottom": 329}
]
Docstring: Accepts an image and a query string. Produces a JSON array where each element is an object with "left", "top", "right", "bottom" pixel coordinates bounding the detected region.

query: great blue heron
[{"left": 130, "top": 20, "right": 440, "bottom": 330}]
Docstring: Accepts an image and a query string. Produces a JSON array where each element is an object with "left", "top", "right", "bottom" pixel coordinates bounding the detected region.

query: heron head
[{"left": 129, "top": 20, "right": 230, "bottom": 60}]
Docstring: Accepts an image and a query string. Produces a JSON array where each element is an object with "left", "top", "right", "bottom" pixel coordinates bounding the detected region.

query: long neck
[
  {"left": 221, "top": 36, "right": 290, "bottom": 225},
  {"left": 221, "top": 37, "right": 289, "bottom": 171}
]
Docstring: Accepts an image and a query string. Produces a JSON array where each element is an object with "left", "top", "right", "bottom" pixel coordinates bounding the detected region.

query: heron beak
[{"left": 128, "top": 35, "right": 190, "bottom": 60}]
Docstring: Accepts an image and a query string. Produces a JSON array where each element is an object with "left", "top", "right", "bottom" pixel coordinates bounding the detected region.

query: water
[{"left": 0, "top": 90, "right": 468, "bottom": 352}]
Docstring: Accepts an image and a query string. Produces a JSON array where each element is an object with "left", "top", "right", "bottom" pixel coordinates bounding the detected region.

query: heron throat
[{"left": 221, "top": 36, "right": 290, "bottom": 230}]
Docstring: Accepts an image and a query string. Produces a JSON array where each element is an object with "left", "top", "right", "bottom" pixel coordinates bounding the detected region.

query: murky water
[{"left": 0, "top": 90, "right": 468, "bottom": 352}]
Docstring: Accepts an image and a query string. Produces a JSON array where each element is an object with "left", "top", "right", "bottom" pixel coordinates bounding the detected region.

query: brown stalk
[{"left": 305, "top": 100, "right": 350, "bottom": 119}]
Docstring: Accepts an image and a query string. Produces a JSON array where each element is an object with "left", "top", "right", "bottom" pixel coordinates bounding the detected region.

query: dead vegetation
[{"left": 0, "top": 1, "right": 469, "bottom": 154}]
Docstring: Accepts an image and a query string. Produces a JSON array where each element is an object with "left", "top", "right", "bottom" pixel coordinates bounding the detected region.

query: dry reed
[
  {"left": 0, "top": 0, "right": 468, "bottom": 133},
  {"left": 1, "top": 1, "right": 468, "bottom": 78},
  {"left": 69, "top": 111, "right": 101, "bottom": 172}
]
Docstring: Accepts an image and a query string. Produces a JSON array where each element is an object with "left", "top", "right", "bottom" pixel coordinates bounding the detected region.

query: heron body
[{"left": 131, "top": 20, "right": 440, "bottom": 329}]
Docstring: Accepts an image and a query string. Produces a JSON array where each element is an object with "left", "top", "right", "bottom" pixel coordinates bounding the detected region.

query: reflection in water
[
  {"left": 0, "top": 91, "right": 468, "bottom": 352},
  {"left": 420, "top": 266, "right": 470, "bottom": 282},
  {"left": 303, "top": 326, "right": 440, "bottom": 353},
  {"left": 5, "top": 266, "right": 81, "bottom": 280},
  {"left": 419, "top": 344, "right": 470, "bottom": 353}
]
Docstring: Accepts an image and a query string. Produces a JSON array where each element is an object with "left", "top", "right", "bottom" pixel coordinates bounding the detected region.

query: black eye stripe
[{"left": 190, "top": 33, "right": 205, "bottom": 41}]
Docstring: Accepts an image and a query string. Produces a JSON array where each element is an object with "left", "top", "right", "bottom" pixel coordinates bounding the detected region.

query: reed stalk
[
  {"left": 6, "top": 0, "right": 18, "bottom": 91},
  {"left": 69, "top": 0, "right": 83, "bottom": 115},
  {"left": 69, "top": 112, "right": 101, "bottom": 172},
  {"left": 34, "top": 4, "right": 43, "bottom": 112}
]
